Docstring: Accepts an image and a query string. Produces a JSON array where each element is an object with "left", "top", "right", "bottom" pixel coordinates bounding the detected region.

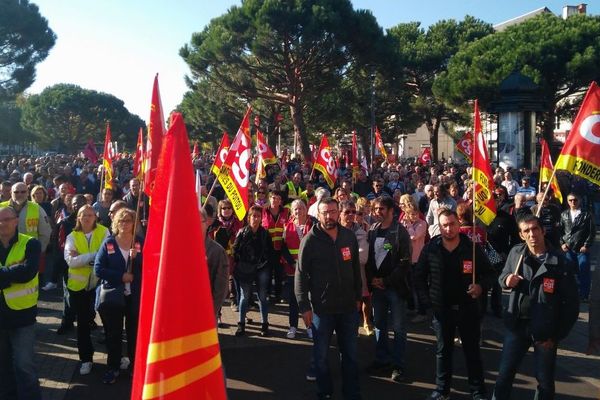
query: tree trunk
[
  {"left": 542, "top": 109, "right": 555, "bottom": 148},
  {"left": 290, "top": 104, "right": 310, "bottom": 162}
]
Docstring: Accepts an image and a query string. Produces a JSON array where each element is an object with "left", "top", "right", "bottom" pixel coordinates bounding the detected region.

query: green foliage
[
  {"left": 434, "top": 13, "right": 600, "bottom": 140},
  {"left": 388, "top": 16, "right": 493, "bottom": 160},
  {"left": 20, "top": 84, "right": 144, "bottom": 152},
  {"left": 0, "top": 100, "right": 35, "bottom": 144},
  {"left": 180, "top": 0, "right": 387, "bottom": 158},
  {"left": 0, "top": 0, "right": 56, "bottom": 100}
]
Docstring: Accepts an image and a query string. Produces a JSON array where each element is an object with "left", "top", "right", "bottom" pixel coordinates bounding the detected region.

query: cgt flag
[
  {"left": 375, "top": 126, "right": 388, "bottom": 161},
  {"left": 540, "top": 138, "right": 563, "bottom": 204},
  {"left": 418, "top": 147, "right": 432, "bottom": 166},
  {"left": 217, "top": 107, "right": 252, "bottom": 221},
  {"left": 255, "top": 129, "right": 277, "bottom": 182},
  {"left": 144, "top": 74, "right": 166, "bottom": 198},
  {"left": 131, "top": 113, "right": 227, "bottom": 400},
  {"left": 313, "top": 134, "right": 337, "bottom": 189},
  {"left": 472, "top": 100, "right": 496, "bottom": 225},
  {"left": 133, "top": 128, "right": 144, "bottom": 180},
  {"left": 192, "top": 141, "right": 199, "bottom": 160},
  {"left": 210, "top": 133, "right": 230, "bottom": 176},
  {"left": 82, "top": 138, "right": 99, "bottom": 164},
  {"left": 102, "top": 124, "right": 115, "bottom": 190},
  {"left": 455, "top": 131, "right": 473, "bottom": 163},
  {"left": 351, "top": 131, "right": 360, "bottom": 182},
  {"left": 555, "top": 81, "right": 600, "bottom": 186}
]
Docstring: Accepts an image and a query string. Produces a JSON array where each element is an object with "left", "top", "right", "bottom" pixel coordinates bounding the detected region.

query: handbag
[
  {"left": 97, "top": 282, "right": 125, "bottom": 310},
  {"left": 483, "top": 242, "right": 504, "bottom": 267}
]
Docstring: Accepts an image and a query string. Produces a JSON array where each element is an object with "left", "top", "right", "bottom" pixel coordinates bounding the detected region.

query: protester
[
  {"left": 296, "top": 197, "right": 362, "bottom": 400},
  {"left": 416, "top": 209, "right": 494, "bottom": 400},
  {"left": 200, "top": 206, "right": 228, "bottom": 320},
  {"left": 261, "top": 191, "right": 288, "bottom": 303},
  {"left": 94, "top": 208, "right": 143, "bottom": 384},
  {"left": 365, "top": 196, "right": 412, "bottom": 382},
  {"left": 0, "top": 206, "right": 43, "bottom": 400},
  {"left": 493, "top": 215, "right": 579, "bottom": 400},
  {"left": 232, "top": 205, "right": 274, "bottom": 337},
  {"left": 64, "top": 205, "right": 109, "bottom": 375}
]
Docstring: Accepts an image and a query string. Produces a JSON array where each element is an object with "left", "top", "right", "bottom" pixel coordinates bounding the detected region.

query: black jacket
[
  {"left": 499, "top": 243, "right": 579, "bottom": 342},
  {"left": 415, "top": 233, "right": 494, "bottom": 314},
  {"left": 559, "top": 209, "right": 596, "bottom": 253},
  {"left": 486, "top": 208, "right": 519, "bottom": 257},
  {"left": 365, "top": 220, "right": 412, "bottom": 299},
  {"left": 295, "top": 223, "right": 362, "bottom": 315}
]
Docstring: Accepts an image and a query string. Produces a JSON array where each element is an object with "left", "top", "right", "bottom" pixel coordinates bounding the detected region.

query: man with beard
[
  {"left": 0, "top": 182, "right": 51, "bottom": 252},
  {"left": 296, "top": 197, "right": 362, "bottom": 400}
]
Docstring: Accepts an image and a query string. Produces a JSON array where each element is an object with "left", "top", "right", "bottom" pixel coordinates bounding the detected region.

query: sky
[{"left": 28, "top": 1, "right": 599, "bottom": 122}]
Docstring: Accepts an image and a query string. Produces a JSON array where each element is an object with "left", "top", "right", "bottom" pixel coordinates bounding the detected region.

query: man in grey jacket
[{"left": 296, "top": 197, "right": 362, "bottom": 400}]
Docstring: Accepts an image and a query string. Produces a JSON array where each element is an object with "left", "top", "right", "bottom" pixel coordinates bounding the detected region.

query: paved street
[{"left": 35, "top": 275, "right": 600, "bottom": 400}]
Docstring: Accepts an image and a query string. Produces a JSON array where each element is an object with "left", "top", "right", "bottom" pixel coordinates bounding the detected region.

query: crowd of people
[{"left": 0, "top": 151, "right": 596, "bottom": 399}]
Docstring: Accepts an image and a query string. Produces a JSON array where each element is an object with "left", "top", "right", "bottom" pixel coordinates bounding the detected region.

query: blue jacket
[{"left": 94, "top": 235, "right": 143, "bottom": 307}]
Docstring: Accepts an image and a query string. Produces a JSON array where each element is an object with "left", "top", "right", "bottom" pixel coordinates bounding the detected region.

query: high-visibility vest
[
  {"left": 262, "top": 207, "right": 288, "bottom": 251},
  {"left": 0, "top": 201, "right": 40, "bottom": 239},
  {"left": 283, "top": 219, "right": 313, "bottom": 261},
  {"left": 67, "top": 225, "right": 108, "bottom": 292},
  {"left": 0, "top": 234, "right": 38, "bottom": 310},
  {"left": 287, "top": 181, "right": 299, "bottom": 199}
]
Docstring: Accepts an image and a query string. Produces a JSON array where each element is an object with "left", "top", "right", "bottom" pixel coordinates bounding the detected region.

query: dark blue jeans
[
  {"left": 284, "top": 275, "right": 299, "bottom": 328},
  {"left": 492, "top": 320, "right": 557, "bottom": 400},
  {"left": 312, "top": 311, "right": 361, "bottom": 400},
  {"left": 565, "top": 250, "right": 591, "bottom": 300},
  {"left": 432, "top": 307, "right": 486, "bottom": 397},
  {"left": 0, "top": 324, "right": 41, "bottom": 400},
  {"left": 372, "top": 287, "right": 407, "bottom": 369},
  {"left": 238, "top": 266, "right": 270, "bottom": 325}
]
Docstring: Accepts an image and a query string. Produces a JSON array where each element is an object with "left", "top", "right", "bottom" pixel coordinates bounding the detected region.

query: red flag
[
  {"left": 132, "top": 113, "right": 227, "bottom": 400},
  {"left": 472, "top": 99, "right": 496, "bottom": 225},
  {"left": 313, "top": 135, "right": 337, "bottom": 189},
  {"left": 144, "top": 74, "right": 166, "bottom": 197},
  {"left": 217, "top": 107, "right": 252, "bottom": 221},
  {"left": 555, "top": 81, "right": 600, "bottom": 186},
  {"left": 255, "top": 129, "right": 277, "bottom": 181},
  {"left": 210, "top": 133, "right": 230, "bottom": 176},
  {"left": 82, "top": 138, "right": 99, "bottom": 164},
  {"left": 455, "top": 131, "right": 473, "bottom": 163},
  {"left": 133, "top": 128, "right": 144, "bottom": 180},
  {"left": 418, "top": 147, "right": 432, "bottom": 166},
  {"left": 351, "top": 130, "right": 360, "bottom": 182},
  {"left": 540, "top": 138, "right": 563, "bottom": 204},
  {"left": 375, "top": 126, "right": 388, "bottom": 161},
  {"left": 102, "top": 124, "right": 115, "bottom": 189},
  {"left": 192, "top": 140, "right": 199, "bottom": 160}
]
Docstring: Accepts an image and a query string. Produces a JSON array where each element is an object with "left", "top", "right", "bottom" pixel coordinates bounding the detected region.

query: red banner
[
  {"left": 313, "top": 135, "right": 337, "bottom": 189},
  {"left": 256, "top": 129, "right": 277, "bottom": 181},
  {"left": 132, "top": 113, "right": 227, "bottom": 400},
  {"left": 102, "top": 124, "right": 114, "bottom": 189},
  {"left": 472, "top": 100, "right": 496, "bottom": 225},
  {"left": 144, "top": 74, "right": 166, "bottom": 197},
  {"left": 555, "top": 81, "right": 600, "bottom": 186},
  {"left": 217, "top": 107, "right": 252, "bottom": 221},
  {"left": 82, "top": 138, "right": 98, "bottom": 164},
  {"left": 418, "top": 147, "right": 432, "bottom": 166},
  {"left": 210, "top": 133, "right": 230, "bottom": 176},
  {"left": 540, "top": 138, "right": 563, "bottom": 204},
  {"left": 455, "top": 131, "right": 473, "bottom": 163},
  {"left": 375, "top": 126, "right": 388, "bottom": 161}
]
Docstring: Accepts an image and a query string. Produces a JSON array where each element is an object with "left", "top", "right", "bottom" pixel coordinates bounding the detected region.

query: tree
[
  {"left": 0, "top": 0, "right": 56, "bottom": 100},
  {"left": 434, "top": 13, "right": 600, "bottom": 143},
  {"left": 20, "top": 84, "right": 144, "bottom": 151},
  {"left": 180, "top": 0, "right": 387, "bottom": 160},
  {"left": 388, "top": 16, "right": 494, "bottom": 161},
  {"left": 0, "top": 100, "right": 35, "bottom": 144}
]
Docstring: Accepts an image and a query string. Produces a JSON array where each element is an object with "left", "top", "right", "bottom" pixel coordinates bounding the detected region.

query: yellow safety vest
[
  {"left": 0, "top": 234, "right": 38, "bottom": 311},
  {"left": 68, "top": 225, "right": 108, "bottom": 292},
  {"left": 0, "top": 201, "right": 40, "bottom": 239}
]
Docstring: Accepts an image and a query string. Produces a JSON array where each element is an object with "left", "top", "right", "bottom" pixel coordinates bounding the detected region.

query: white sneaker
[
  {"left": 119, "top": 357, "right": 130, "bottom": 370},
  {"left": 80, "top": 362, "right": 92, "bottom": 375},
  {"left": 286, "top": 327, "right": 297, "bottom": 339},
  {"left": 42, "top": 282, "right": 57, "bottom": 291},
  {"left": 306, "top": 327, "right": 313, "bottom": 339}
]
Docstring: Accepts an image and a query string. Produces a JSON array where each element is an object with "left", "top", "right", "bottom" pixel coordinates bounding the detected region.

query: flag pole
[
  {"left": 513, "top": 167, "right": 558, "bottom": 276},
  {"left": 471, "top": 128, "right": 477, "bottom": 286},
  {"left": 128, "top": 179, "right": 145, "bottom": 274}
]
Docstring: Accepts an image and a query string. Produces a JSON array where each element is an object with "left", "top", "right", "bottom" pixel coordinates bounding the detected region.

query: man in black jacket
[
  {"left": 493, "top": 215, "right": 579, "bottom": 400},
  {"left": 365, "top": 196, "right": 412, "bottom": 382},
  {"left": 296, "top": 197, "right": 362, "bottom": 400},
  {"left": 415, "top": 209, "right": 494, "bottom": 400},
  {"left": 559, "top": 193, "right": 596, "bottom": 302}
]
